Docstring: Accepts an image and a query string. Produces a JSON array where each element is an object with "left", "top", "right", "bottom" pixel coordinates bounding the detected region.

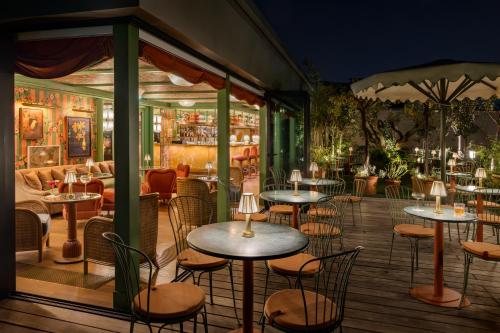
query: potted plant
[
  {"left": 410, "top": 169, "right": 436, "bottom": 196},
  {"left": 384, "top": 158, "right": 408, "bottom": 187},
  {"left": 355, "top": 164, "right": 384, "bottom": 195}
]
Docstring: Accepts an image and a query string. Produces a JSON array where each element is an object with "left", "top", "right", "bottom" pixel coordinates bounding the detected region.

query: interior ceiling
[{"left": 51, "top": 59, "right": 257, "bottom": 109}]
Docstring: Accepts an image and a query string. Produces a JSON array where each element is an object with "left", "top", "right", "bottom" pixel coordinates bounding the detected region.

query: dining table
[
  {"left": 187, "top": 221, "right": 308, "bottom": 333},
  {"left": 404, "top": 206, "right": 476, "bottom": 307},
  {"left": 456, "top": 185, "right": 500, "bottom": 242},
  {"left": 42, "top": 192, "right": 101, "bottom": 264},
  {"left": 446, "top": 171, "right": 471, "bottom": 190},
  {"left": 260, "top": 190, "right": 328, "bottom": 229}
]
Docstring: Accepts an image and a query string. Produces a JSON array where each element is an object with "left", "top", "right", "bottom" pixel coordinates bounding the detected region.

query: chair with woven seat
[
  {"left": 229, "top": 166, "right": 244, "bottom": 202},
  {"left": 168, "top": 196, "right": 239, "bottom": 325},
  {"left": 264, "top": 183, "right": 294, "bottom": 225},
  {"left": 306, "top": 179, "right": 346, "bottom": 219},
  {"left": 83, "top": 193, "right": 160, "bottom": 274},
  {"left": 386, "top": 185, "right": 434, "bottom": 287},
  {"left": 334, "top": 178, "right": 366, "bottom": 225},
  {"left": 141, "top": 168, "right": 177, "bottom": 204},
  {"left": 262, "top": 246, "right": 362, "bottom": 333},
  {"left": 269, "top": 166, "right": 287, "bottom": 185},
  {"left": 103, "top": 232, "right": 208, "bottom": 333},
  {"left": 15, "top": 200, "right": 51, "bottom": 262},
  {"left": 59, "top": 179, "right": 104, "bottom": 220},
  {"left": 176, "top": 178, "right": 217, "bottom": 225},
  {"left": 471, "top": 189, "right": 500, "bottom": 244}
]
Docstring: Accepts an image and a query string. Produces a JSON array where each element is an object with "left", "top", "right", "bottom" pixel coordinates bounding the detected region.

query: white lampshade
[
  {"left": 205, "top": 161, "right": 213, "bottom": 169},
  {"left": 167, "top": 73, "right": 193, "bottom": 87},
  {"left": 153, "top": 124, "right": 162, "bottom": 133},
  {"left": 290, "top": 169, "right": 303, "bottom": 182},
  {"left": 469, "top": 150, "right": 476, "bottom": 159},
  {"left": 452, "top": 153, "right": 458, "bottom": 159},
  {"left": 431, "top": 150, "right": 436, "bottom": 156},
  {"left": 238, "top": 193, "right": 258, "bottom": 214},
  {"left": 178, "top": 100, "right": 196, "bottom": 107},
  {"left": 348, "top": 147, "right": 353, "bottom": 152},
  {"left": 475, "top": 168, "right": 487, "bottom": 179},
  {"left": 414, "top": 147, "right": 419, "bottom": 153},
  {"left": 243, "top": 135, "right": 250, "bottom": 143},
  {"left": 430, "top": 181, "right": 447, "bottom": 197},
  {"left": 85, "top": 158, "right": 94, "bottom": 168},
  {"left": 447, "top": 159, "right": 456, "bottom": 166},
  {"left": 103, "top": 119, "right": 114, "bottom": 131},
  {"left": 64, "top": 171, "right": 77, "bottom": 184},
  {"left": 309, "top": 162, "right": 319, "bottom": 172},
  {"left": 144, "top": 154, "right": 151, "bottom": 162},
  {"left": 229, "top": 135, "right": 237, "bottom": 143}
]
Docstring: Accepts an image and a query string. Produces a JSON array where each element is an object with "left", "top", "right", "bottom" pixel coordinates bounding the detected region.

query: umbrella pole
[{"left": 439, "top": 105, "right": 447, "bottom": 181}]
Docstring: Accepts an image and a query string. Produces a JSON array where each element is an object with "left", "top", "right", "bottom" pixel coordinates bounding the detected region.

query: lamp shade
[
  {"left": 144, "top": 154, "right": 151, "bottom": 162},
  {"left": 431, "top": 150, "right": 436, "bottom": 156},
  {"left": 205, "top": 161, "right": 213, "bottom": 169},
  {"left": 469, "top": 150, "right": 476, "bottom": 159},
  {"left": 85, "top": 158, "right": 94, "bottom": 168},
  {"left": 243, "top": 134, "right": 250, "bottom": 143},
  {"left": 238, "top": 193, "right": 258, "bottom": 214},
  {"left": 475, "top": 167, "right": 487, "bottom": 179},
  {"left": 229, "top": 134, "right": 237, "bottom": 143},
  {"left": 64, "top": 171, "right": 77, "bottom": 184},
  {"left": 447, "top": 159, "right": 456, "bottom": 166},
  {"left": 309, "top": 162, "right": 319, "bottom": 172},
  {"left": 290, "top": 169, "right": 303, "bottom": 182},
  {"left": 430, "top": 181, "right": 447, "bottom": 197}
]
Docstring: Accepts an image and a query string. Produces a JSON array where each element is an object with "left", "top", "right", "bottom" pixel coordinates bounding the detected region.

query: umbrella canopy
[{"left": 351, "top": 60, "right": 500, "bottom": 180}]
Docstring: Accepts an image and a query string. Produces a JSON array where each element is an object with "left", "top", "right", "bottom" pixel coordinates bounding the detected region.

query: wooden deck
[{"left": 3, "top": 197, "right": 500, "bottom": 332}]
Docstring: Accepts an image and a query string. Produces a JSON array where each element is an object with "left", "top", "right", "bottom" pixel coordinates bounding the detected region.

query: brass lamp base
[
  {"left": 242, "top": 215, "right": 255, "bottom": 238},
  {"left": 242, "top": 230, "right": 255, "bottom": 238},
  {"left": 434, "top": 196, "right": 443, "bottom": 214}
]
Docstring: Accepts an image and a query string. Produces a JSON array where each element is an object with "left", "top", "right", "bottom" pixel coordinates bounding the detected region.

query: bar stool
[
  {"left": 232, "top": 147, "right": 250, "bottom": 169},
  {"left": 248, "top": 146, "right": 259, "bottom": 176}
]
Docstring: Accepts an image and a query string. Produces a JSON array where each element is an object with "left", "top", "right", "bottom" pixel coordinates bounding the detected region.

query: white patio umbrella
[{"left": 351, "top": 60, "right": 500, "bottom": 180}]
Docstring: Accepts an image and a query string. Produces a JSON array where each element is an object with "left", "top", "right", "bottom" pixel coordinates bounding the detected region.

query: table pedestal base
[
  {"left": 54, "top": 255, "right": 83, "bottom": 264},
  {"left": 228, "top": 329, "right": 260, "bottom": 333},
  {"left": 410, "top": 285, "right": 470, "bottom": 308}
]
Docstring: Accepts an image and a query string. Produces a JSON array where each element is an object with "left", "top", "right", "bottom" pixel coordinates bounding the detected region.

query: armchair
[
  {"left": 15, "top": 200, "right": 51, "bottom": 262},
  {"left": 141, "top": 168, "right": 176, "bottom": 203},
  {"left": 176, "top": 178, "right": 217, "bottom": 224}
]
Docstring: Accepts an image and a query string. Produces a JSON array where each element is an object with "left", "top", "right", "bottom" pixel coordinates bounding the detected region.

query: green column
[
  {"left": 273, "top": 110, "right": 282, "bottom": 171},
  {"left": 141, "top": 106, "right": 154, "bottom": 166},
  {"left": 259, "top": 105, "right": 268, "bottom": 192},
  {"left": 217, "top": 77, "right": 230, "bottom": 222},
  {"left": 113, "top": 23, "right": 140, "bottom": 311},
  {"left": 289, "top": 116, "right": 297, "bottom": 169},
  {"left": 95, "top": 98, "right": 104, "bottom": 162}
]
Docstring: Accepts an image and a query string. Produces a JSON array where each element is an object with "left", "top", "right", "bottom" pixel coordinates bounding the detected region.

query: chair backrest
[
  {"left": 458, "top": 160, "right": 475, "bottom": 174},
  {"left": 176, "top": 163, "right": 190, "bottom": 178},
  {"left": 230, "top": 166, "right": 244, "bottom": 187},
  {"left": 477, "top": 189, "right": 500, "bottom": 223},
  {"left": 317, "top": 178, "right": 345, "bottom": 198},
  {"left": 269, "top": 167, "right": 287, "bottom": 185},
  {"left": 352, "top": 178, "right": 366, "bottom": 197},
  {"left": 59, "top": 178, "right": 104, "bottom": 211},
  {"left": 168, "top": 196, "right": 213, "bottom": 255},
  {"left": 139, "top": 193, "right": 159, "bottom": 261},
  {"left": 385, "top": 185, "right": 413, "bottom": 225},
  {"left": 296, "top": 246, "right": 362, "bottom": 330},
  {"left": 306, "top": 200, "right": 344, "bottom": 257},
  {"left": 250, "top": 146, "right": 258, "bottom": 156},
  {"left": 15, "top": 208, "right": 43, "bottom": 251},
  {"left": 102, "top": 232, "right": 154, "bottom": 321},
  {"left": 145, "top": 168, "right": 177, "bottom": 195},
  {"left": 243, "top": 148, "right": 250, "bottom": 157}
]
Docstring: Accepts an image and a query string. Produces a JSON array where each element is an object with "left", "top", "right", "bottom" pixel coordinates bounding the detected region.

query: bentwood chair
[
  {"left": 306, "top": 178, "right": 346, "bottom": 219},
  {"left": 103, "top": 232, "right": 208, "bottom": 333},
  {"left": 168, "top": 196, "right": 240, "bottom": 325},
  {"left": 334, "top": 178, "right": 366, "bottom": 225},
  {"left": 263, "top": 247, "right": 362, "bottom": 333},
  {"left": 264, "top": 183, "right": 294, "bottom": 225},
  {"left": 269, "top": 166, "right": 287, "bottom": 185},
  {"left": 15, "top": 200, "right": 51, "bottom": 262},
  {"left": 386, "top": 185, "right": 434, "bottom": 287}
]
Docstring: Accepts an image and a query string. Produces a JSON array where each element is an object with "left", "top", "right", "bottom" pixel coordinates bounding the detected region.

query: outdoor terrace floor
[{"left": 3, "top": 197, "right": 500, "bottom": 332}]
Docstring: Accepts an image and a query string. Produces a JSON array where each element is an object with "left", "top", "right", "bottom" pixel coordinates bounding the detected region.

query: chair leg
[
  {"left": 358, "top": 202, "right": 363, "bottom": 225},
  {"left": 416, "top": 239, "right": 419, "bottom": 270},
  {"left": 203, "top": 306, "right": 209, "bottom": 333},
  {"left": 84, "top": 261, "right": 88, "bottom": 275},
  {"left": 228, "top": 264, "right": 240, "bottom": 326},
  {"left": 351, "top": 203, "right": 355, "bottom": 226},
  {"left": 497, "top": 227, "right": 500, "bottom": 245},
  {"left": 208, "top": 272, "right": 214, "bottom": 304},
  {"left": 180, "top": 321, "right": 184, "bottom": 333},
  {"left": 447, "top": 222, "right": 452, "bottom": 241},
  {"left": 259, "top": 267, "right": 271, "bottom": 326},
  {"left": 456, "top": 223, "right": 461, "bottom": 242},
  {"left": 46, "top": 236, "right": 50, "bottom": 247},
  {"left": 194, "top": 315, "right": 198, "bottom": 333},
  {"left": 459, "top": 252, "right": 473, "bottom": 309},
  {"left": 389, "top": 232, "right": 395, "bottom": 265},
  {"left": 409, "top": 238, "right": 416, "bottom": 288}
]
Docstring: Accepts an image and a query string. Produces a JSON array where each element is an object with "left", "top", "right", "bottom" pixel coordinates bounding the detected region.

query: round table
[
  {"left": 76, "top": 172, "right": 113, "bottom": 180},
  {"left": 446, "top": 172, "right": 472, "bottom": 190},
  {"left": 260, "top": 190, "right": 328, "bottom": 229},
  {"left": 42, "top": 192, "right": 102, "bottom": 264},
  {"left": 456, "top": 185, "right": 500, "bottom": 242},
  {"left": 187, "top": 222, "right": 308, "bottom": 333},
  {"left": 404, "top": 206, "right": 476, "bottom": 307},
  {"left": 198, "top": 176, "right": 234, "bottom": 191}
]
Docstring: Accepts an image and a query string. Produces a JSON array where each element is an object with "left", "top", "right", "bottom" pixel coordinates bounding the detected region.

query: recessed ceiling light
[
  {"left": 179, "top": 100, "right": 196, "bottom": 107},
  {"left": 167, "top": 73, "right": 194, "bottom": 87}
]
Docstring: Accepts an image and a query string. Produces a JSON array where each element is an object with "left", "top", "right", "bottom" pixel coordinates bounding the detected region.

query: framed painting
[
  {"left": 27, "top": 145, "right": 61, "bottom": 168},
  {"left": 66, "top": 116, "right": 91, "bottom": 157},
  {"left": 20, "top": 108, "right": 44, "bottom": 140},
  {"left": 103, "top": 131, "right": 113, "bottom": 160}
]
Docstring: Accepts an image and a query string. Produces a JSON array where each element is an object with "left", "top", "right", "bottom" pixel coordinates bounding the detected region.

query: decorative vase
[{"left": 357, "top": 175, "right": 378, "bottom": 195}]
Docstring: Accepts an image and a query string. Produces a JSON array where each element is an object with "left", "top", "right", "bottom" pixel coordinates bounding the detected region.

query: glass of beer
[{"left": 454, "top": 203, "right": 465, "bottom": 217}]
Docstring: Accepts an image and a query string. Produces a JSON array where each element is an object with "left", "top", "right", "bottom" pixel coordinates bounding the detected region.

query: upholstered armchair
[
  {"left": 141, "top": 168, "right": 177, "bottom": 203},
  {"left": 59, "top": 179, "right": 105, "bottom": 220},
  {"left": 83, "top": 193, "right": 160, "bottom": 274},
  {"left": 15, "top": 200, "right": 51, "bottom": 262},
  {"left": 176, "top": 178, "right": 217, "bottom": 224},
  {"left": 176, "top": 163, "right": 191, "bottom": 178}
]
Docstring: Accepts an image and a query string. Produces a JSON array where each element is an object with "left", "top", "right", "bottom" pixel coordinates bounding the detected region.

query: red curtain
[
  {"left": 15, "top": 37, "right": 113, "bottom": 79},
  {"left": 231, "top": 84, "right": 265, "bottom": 107},
  {"left": 139, "top": 42, "right": 225, "bottom": 90}
]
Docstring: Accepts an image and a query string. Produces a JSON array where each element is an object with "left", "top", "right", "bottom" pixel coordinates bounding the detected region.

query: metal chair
[
  {"left": 269, "top": 166, "right": 287, "bottom": 185},
  {"left": 334, "top": 178, "right": 366, "bottom": 225},
  {"left": 386, "top": 185, "right": 434, "bottom": 287},
  {"left": 262, "top": 247, "right": 363, "bottom": 333},
  {"left": 264, "top": 183, "right": 293, "bottom": 225},
  {"left": 102, "top": 232, "right": 208, "bottom": 333},
  {"left": 168, "top": 196, "right": 240, "bottom": 325}
]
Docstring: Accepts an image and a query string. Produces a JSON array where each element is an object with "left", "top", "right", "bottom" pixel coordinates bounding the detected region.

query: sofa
[{"left": 15, "top": 160, "right": 115, "bottom": 214}]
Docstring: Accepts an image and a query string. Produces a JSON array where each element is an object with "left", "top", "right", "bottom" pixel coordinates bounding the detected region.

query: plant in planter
[
  {"left": 384, "top": 159, "right": 408, "bottom": 186},
  {"left": 355, "top": 164, "right": 384, "bottom": 195}
]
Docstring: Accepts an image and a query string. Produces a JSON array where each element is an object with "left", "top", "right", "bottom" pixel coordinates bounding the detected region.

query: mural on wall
[
  {"left": 27, "top": 145, "right": 61, "bottom": 168},
  {"left": 14, "top": 87, "right": 97, "bottom": 169},
  {"left": 66, "top": 117, "right": 91, "bottom": 157},
  {"left": 19, "top": 108, "right": 44, "bottom": 139}
]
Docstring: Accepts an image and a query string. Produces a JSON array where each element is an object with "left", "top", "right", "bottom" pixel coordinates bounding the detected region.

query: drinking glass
[
  {"left": 80, "top": 174, "right": 91, "bottom": 198},
  {"left": 454, "top": 203, "right": 465, "bottom": 217},
  {"left": 411, "top": 192, "right": 425, "bottom": 211}
]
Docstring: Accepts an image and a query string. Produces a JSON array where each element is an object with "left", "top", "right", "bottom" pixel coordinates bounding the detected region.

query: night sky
[{"left": 254, "top": 0, "right": 500, "bottom": 82}]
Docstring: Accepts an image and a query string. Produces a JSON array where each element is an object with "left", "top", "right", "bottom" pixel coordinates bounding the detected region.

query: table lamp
[
  {"left": 239, "top": 193, "right": 258, "bottom": 238},
  {"left": 290, "top": 169, "right": 302, "bottom": 196},
  {"left": 430, "top": 181, "right": 447, "bottom": 214},
  {"left": 64, "top": 171, "right": 77, "bottom": 199},
  {"left": 431, "top": 150, "right": 436, "bottom": 158},
  {"left": 243, "top": 135, "right": 250, "bottom": 144},
  {"left": 229, "top": 134, "right": 237, "bottom": 143},
  {"left": 447, "top": 158, "right": 456, "bottom": 173},
  {"left": 469, "top": 150, "right": 476, "bottom": 159},
  {"left": 85, "top": 158, "right": 94, "bottom": 174},
  {"left": 309, "top": 162, "right": 319, "bottom": 180},
  {"left": 348, "top": 147, "right": 353, "bottom": 156},
  {"left": 414, "top": 147, "right": 419, "bottom": 155},
  {"left": 475, "top": 167, "right": 487, "bottom": 187},
  {"left": 205, "top": 161, "right": 213, "bottom": 178},
  {"left": 144, "top": 154, "right": 151, "bottom": 167}
]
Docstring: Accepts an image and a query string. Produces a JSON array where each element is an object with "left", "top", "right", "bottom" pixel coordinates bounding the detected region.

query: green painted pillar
[
  {"left": 113, "top": 23, "right": 140, "bottom": 311},
  {"left": 273, "top": 110, "right": 282, "bottom": 171},
  {"left": 217, "top": 77, "right": 230, "bottom": 222},
  {"left": 95, "top": 98, "right": 104, "bottom": 162},
  {"left": 289, "top": 116, "right": 297, "bottom": 169},
  {"left": 259, "top": 105, "right": 268, "bottom": 192},
  {"left": 141, "top": 106, "right": 154, "bottom": 166}
]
